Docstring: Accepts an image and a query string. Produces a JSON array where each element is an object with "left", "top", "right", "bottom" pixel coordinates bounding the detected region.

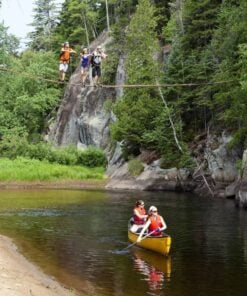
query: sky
[
  {"left": 0, "top": 0, "right": 33, "bottom": 45},
  {"left": 0, "top": 0, "right": 64, "bottom": 47}
]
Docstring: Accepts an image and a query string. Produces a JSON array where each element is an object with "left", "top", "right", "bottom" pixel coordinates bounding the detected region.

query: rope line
[{"left": 0, "top": 67, "right": 239, "bottom": 88}]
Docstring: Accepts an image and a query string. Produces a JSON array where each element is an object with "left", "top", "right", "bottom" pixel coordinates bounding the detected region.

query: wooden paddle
[{"left": 123, "top": 229, "right": 157, "bottom": 251}]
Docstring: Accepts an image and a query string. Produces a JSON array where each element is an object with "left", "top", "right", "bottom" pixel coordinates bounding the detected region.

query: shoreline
[
  {"left": 0, "top": 179, "right": 108, "bottom": 190},
  {"left": 0, "top": 235, "right": 77, "bottom": 296}
]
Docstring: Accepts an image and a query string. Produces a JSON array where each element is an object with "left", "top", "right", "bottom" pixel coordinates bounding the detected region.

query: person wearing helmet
[
  {"left": 80, "top": 47, "right": 92, "bottom": 87},
  {"left": 91, "top": 45, "right": 107, "bottom": 86},
  {"left": 137, "top": 206, "right": 167, "bottom": 242},
  {"left": 59, "top": 42, "right": 76, "bottom": 82}
]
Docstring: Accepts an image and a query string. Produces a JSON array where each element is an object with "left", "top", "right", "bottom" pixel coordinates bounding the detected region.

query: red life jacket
[
  {"left": 148, "top": 215, "right": 163, "bottom": 236},
  {"left": 133, "top": 207, "right": 146, "bottom": 225}
]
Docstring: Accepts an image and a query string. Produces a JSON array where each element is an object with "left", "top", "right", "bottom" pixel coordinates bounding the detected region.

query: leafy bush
[
  {"left": 0, "top": 132, "right": 29, "bottom": 159},
  {"left": 77, "top": 147, "right": 107, "bottom": 167},
  {"left": 25, "top": 143, "right": 52, "bottom": 160},
  {"left": 128, "top": 159, "right": 144, "bottom": 177},
  {"left": 48, "top": 146, "right": 78, "bottom": 165},
  {"left": 160, "top": 146, "right": 194, "bottom": 169},
  {"left": 0, "top": 133, "right": 106, "bottom": 168}
]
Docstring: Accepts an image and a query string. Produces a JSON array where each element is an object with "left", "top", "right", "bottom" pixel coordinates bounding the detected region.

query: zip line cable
[{"left": 0, "top": 66, "right": 239, "bottom": 88}]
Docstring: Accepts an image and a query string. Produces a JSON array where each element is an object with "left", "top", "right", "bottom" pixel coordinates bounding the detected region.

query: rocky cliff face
[
  {"left": 48, "top": 32, "right": 116, "bottom": 150},
  {"left": 48, "top": 75, "right": 115, "bottom": 148},
  {"left": 235, "top": 150, "right": 247, "bottom": 208}
]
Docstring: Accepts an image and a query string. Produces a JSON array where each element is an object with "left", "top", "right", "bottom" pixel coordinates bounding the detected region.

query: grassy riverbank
[{"left": 0, "top": 157, "right": 105, "bottom": 182}]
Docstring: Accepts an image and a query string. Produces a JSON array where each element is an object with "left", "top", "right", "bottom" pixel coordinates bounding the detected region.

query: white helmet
[{"left": 149, "top": 206, "right": 157, "bottom": 214}]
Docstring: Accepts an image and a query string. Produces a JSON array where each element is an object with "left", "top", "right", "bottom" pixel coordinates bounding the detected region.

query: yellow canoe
[
  {"left": 128, "top": 229, "right": 172, "bottom": 256},
  {"left": 131, "top": 247, "right": 172, "bottom": 277}
]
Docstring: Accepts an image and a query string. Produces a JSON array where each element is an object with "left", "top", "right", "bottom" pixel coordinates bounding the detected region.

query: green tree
[
  {"left": 28, "top": 0, "right": 59, "bottom": 51},
  {"left": 0, "top": 22, "right": 20, "bottom": 55},
  {"left": 55, "top": 0, "right": 101, "bottom": 48},
  {"left": 162, "top": 0, "right": 222, "bottom": 134},
  {"left": 211, "top": 0, "right": 247, "bottom": 144},
  {"left": 0, "top": 50, "right": 61, "bottom": 141},
  {"left": 111, "top": 0, "right": 163, "bottom": 156}
]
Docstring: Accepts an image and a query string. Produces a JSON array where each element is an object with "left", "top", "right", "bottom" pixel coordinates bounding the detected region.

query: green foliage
[
  {"left": 210, "top": 0, "right": 247, "bottom": 143},
  {"left": 28, "top": 0, "right": 59, "bottom": 51},
  {"left": 161, "top": 0, "right": 247, "bottom": 138},
  {"left": 54, "top": 0, "right": 101, "bottom": 48},
  {"left": 101, "top": 42, "right": 119, "bottom": 84},
  {"left": 160, "top": 143, "right": 194, "bottom": 169},
  {"left": 0, "top": 157, "right": 105, "bottom": 181},
  {"left": 128, "top": 158, "right": 144, "bottom": 176},
  {"left": 76, "top": 147, "right": 107, "bottom": 168},
  {"left": 0, "top": 22, "right": 20, "bottom": 55},
  {"left": 2, "top": 0, "right": 247, "bottom": 173},
  {"left": 0, "top": 132, "right": 29, "bottom": 159},
  {"left": 103, "top": 99, "right": 113, "bottom": 114},
  {"left": 111, "top": 0, "right": 163, "bottom": 156},
  {"left": 112, "top": 95, "right": 164, "bottom": 152},
  {"left": 0, "top": 135, "right": 106, "bottom": 168},
  {"left": 0, "top": 49, "right": 61, "bottom": 140}
]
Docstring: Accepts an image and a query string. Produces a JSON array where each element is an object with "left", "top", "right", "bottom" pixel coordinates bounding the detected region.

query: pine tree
[
  {"left": 55, "top": 0, "right": 103, "bottom": 48},
  {"left": 163, "top": 0, "right": 221, "bottom": 134},
  {"left": 111, "top": 0, "right": 164, "bottom": 156},
  {"left": 211, "top": 0, "right": 247, "bottom": 143},
  {"left": 28, "top": 0, "right": 59, "bottom": 51},
  {"left": 0, "top": 23, "right": 19, "bottom": 55}
]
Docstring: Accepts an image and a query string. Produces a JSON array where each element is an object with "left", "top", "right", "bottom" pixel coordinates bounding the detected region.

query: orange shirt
[
  {"left": 60, "top": 48, "right": 73, "bottom": 63},
  {"left": 148, "top": 215, "right": 163, "bottom": 234}
]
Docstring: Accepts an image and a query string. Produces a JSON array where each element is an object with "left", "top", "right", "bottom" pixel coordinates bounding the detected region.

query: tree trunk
[{"left": 105, "top": 0, "right": 111, "bottom": 32}]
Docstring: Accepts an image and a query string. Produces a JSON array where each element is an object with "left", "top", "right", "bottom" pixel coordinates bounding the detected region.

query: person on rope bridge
[
  {"left": 91, "top": 45, "right": 107, "bottom": 86},
  {"left": 80, "top": 47, "right": 92, "bottom": 87},
  {"left": 59, "top": 41, "right": 76, "bottom": 82}
]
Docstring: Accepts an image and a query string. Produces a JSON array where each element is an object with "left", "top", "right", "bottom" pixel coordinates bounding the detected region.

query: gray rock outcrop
[
  {"left": 48, "top": 32, "right": 116, "bottom": 150},
  {"left": 106, "top": 161, "right": 195, "bottom": 191},
  {"left": 205, "top": 133, "right": 239, "bottom": 183},
  {"left": 235, "top": 149, "right": 247, "bottom": 208}
]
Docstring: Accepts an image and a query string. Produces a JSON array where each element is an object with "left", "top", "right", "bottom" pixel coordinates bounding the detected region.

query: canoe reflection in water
[{"left": 131, "top": 248, "right": 171, "bottom": 293}]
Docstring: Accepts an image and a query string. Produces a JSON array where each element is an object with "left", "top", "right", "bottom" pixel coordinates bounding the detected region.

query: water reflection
[
  {"left": 131, "top": 247, "right": 171, "bottom": 295},
  {"left": 0, "top": 190, "right": 247, "bottom": 296}
]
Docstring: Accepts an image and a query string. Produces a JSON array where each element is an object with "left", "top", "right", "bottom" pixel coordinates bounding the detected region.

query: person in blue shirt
[{"left": 80, "top": 47, "right": 91, "bottom": 87}]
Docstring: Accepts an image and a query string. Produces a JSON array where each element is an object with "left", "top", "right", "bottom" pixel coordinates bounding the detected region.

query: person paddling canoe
[
  {"left": 137, "top": 206, "right": 167, "bottom": 242},
  {"left": 133, "top": 200, "right": 148, "bottom": 225},
  {"left": 129, "top": 200, "right": 148, "bottom": 233}
]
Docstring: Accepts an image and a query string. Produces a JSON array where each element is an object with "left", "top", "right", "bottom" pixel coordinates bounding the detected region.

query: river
[{"left": 0, "top": 189, "right": 246, "bottom": 296}]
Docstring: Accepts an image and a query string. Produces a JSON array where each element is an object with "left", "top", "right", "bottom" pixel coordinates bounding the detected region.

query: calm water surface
[{"left": 0, "top": 189, "right": 246, "bottom": 296}]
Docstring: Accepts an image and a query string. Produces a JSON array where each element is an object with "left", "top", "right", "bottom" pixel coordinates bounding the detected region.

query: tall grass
[{"left": 0, "top": 157, "right": 105, "bottom": 181}]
